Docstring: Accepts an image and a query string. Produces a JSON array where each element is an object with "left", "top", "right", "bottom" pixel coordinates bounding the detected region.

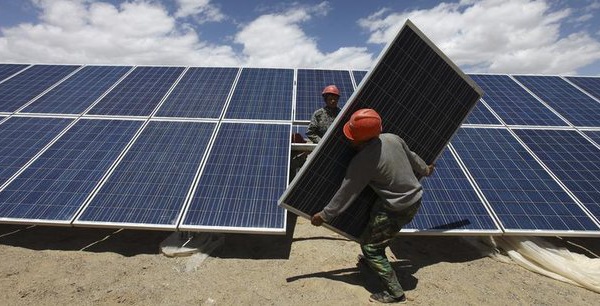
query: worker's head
[
  {"left": 322, "top": 85, "right": 340, "bottom": 108},
  {"left": 343, "top": 108, "right": 382, "bottom": 145}
]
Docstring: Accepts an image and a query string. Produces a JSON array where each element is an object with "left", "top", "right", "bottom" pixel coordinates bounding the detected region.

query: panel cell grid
[
  {"left": 352, "top": 70, "right": 368, "bottom": 87},
  {"left": 156, "top": 67, "right": 238, "bottom": 118},
  {"left": 463, "top": 100, "right": 501, "bottom": 125},
  {"left": 88, "top": 66, "right": 184, "bottom": 116},
  {"left": 225, "top": 68, "right": 293, "bottom": 120},
  {"left": 182, "top": 122, "right": 289, "bottom": 230},
  {"left": 514, "top": 129, "right": 600, "bottom": 221},
  {"left": 295, "top": 69, "right": 354, "bottom": 121},
  {"left": 77, "top": 121, "right": 216, "bottom": 226},
  {"left": 407, "top": 148, "right": 499, "bottom": 231},
  {"left": 0, "top": 65, "right": 80, "bottom": 112},
  {"left": 22, "top": 66, "right": 132, "bottom": 114},
  {"left": 514, "top": 75, "right": 600, "bottom": 127},
  {"left": 566, "top": 76, "right": 600, "bottom": 101},
  {"left": 0, "top": 64, "right": 28, "bottom": 82},
  {"left": 468, "top": 74, "right": 566, "bottom": 126},
  {"left": 451, "top": 127, "right": 598, "bottom": 232},
  {"left": 0, "top": 119, "right": 142, "bottom": 222},
  {"left": 0, "top": 117, "right": 73, "bottom": 186}
]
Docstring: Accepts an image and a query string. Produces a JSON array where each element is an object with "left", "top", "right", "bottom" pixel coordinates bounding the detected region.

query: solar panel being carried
[{"left": 279, "top": 20, "right": 484, "bottom": 240}]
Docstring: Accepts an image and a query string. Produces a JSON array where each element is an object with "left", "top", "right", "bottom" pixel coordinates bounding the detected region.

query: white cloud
[
  {"left": 0, "top": 0, "right": 372, "bottom": 69},
  {"left": 233, "top": 3, "right": 373, "bottom": 69},
  {"left": 358, "top": 0, "right": 600, "bottom": 74},
  {"left": 0, "top": 0, "right": 239, "bottom": 65},
  {"left": 174, "top": 0, "right": 225, "bottom": 23}
]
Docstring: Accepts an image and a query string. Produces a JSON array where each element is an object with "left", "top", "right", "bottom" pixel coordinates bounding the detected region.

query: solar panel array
[
  {"left": 1, "top": 21, "right": 600, "bottom": 237},
  {"left": 0, "top": 64, "right": 293, "bottom": 233},
  {"left": 279, "top": 20, "right": 600, "bottom": 239}
]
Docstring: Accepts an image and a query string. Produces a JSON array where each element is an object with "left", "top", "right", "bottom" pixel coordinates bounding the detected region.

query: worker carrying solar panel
[
  {"left": 311, "top": 108, "right": 435, "bottom": 304},
  {"left": 305, "top": 84, "right": 341, "bottom": 143}
]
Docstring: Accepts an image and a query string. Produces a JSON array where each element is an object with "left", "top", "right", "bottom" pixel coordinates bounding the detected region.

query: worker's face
[{"left": 323, "top": 94, "right": 339, "bottom": 108}]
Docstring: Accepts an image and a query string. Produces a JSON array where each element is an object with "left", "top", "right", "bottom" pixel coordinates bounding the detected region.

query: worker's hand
[
  {"left": 311, "top": 213, "right": 325, "bottom": 226},
  {"left": 425, "top": 164, "right": 436, "bottom": 176}
]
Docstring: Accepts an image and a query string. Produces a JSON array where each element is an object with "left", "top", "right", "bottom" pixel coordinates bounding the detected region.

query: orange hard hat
[
  {"left": 322, "top": 85, "right": 340, "bottom": 96},
  {"left": 343, "top": 108, "right": 382, "bottom": 142}
]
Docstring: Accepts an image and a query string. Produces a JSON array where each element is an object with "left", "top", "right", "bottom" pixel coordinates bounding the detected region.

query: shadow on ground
[{"left": 0, "top": 214, "right": 298, "bottom": 259}]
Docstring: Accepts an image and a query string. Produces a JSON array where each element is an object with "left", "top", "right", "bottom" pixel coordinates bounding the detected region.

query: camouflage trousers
[{"left": 359, "top": 197, "right": 422, "bottom": 298}]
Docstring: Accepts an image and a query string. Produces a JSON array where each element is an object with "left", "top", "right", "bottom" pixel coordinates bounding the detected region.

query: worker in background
[
  {"left": 311, "top": 108, "right": 435, "bottom": 304},
  {"left": 306, "top": 85, "right": 341, "bottom": 143}
]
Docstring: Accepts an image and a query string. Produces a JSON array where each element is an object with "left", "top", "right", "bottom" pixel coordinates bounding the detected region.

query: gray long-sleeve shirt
[{"left": 320, "top": 133, "right": 429, "bottom": 222}]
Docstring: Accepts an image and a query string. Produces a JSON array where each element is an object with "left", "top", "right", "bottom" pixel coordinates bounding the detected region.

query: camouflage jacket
[{"left": 306, "top": 106, "right": 340, "bottom": 143}]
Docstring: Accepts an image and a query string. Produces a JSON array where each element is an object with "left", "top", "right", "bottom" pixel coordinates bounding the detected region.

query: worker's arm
[
  {"left": 401, "top": 139, "right": 432, "bottom": 176},
  {"left": 306, "top": 112, "right": 321, "bottom": 143},
  {"left": 312, "top": 150, "right": 376, "bottom": 226}
]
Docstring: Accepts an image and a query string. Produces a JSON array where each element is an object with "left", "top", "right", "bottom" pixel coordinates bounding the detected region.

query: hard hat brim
[{"left": 343, "top": 121, "right": 354, "bottom": 141}]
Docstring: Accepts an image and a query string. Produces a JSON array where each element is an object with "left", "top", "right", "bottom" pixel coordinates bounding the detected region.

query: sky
[{"left": 0, "top": 0, "right": 600, "bottom": 75}]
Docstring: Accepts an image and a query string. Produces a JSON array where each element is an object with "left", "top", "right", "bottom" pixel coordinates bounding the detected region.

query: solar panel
[
  {"left": 405, "top": 147, "right": 501, "bottom": 233},
  {"left": 585, "top": 130, "right": 600, "bottom": 145},
  {"left": 0, "top": 65, "right": 80, "bottom": 113},
  {"left": 180, "top": 122, "right": 290, "bottom": 232},
  {"left": 513, "top": 128, "right": 600, "bottom": 223},
  {"left": 469, "top": 74, "right": 567, "bottom": 126},
  {"left": 462, "top": 99, "right": 501, "bottom": 125},
  {"left": 352, "top": 70, "right": 368, "bottom": 86},
  {"left": 295, "top": 69, "right": 354, "bottom": 121},
  {"left": 75, "top": 121, "right": 216, "bottom": 228},
  {"left": 225, "top": 68, "right": 293, "bottom": 121},
  {"left": 565, "top": 76, "right": 600, "bottom": 100},
  {"left": 21, "top": 66, "right": 132, "bottom": 114},
  {"left": 0, "top": 119, "right": 142, "bottom": 223},
  {"left": 280, "top": 20, "right": 483, "bottom": 240},
  {"left": 514, "top": 75, "right": 600, "bottom": 127},
  {"left": 0, "top": 117, "right": 73, "bottom": 187},
  {"left": 0, "top": 64, "right": 28, "bottom": 81},
  {"left": 88, "top": 66, "right": 184, "bottom": 117},
  {"left": 451, "top": 127, "right": 599, "bottom": 234},
  {"left": 156, "top": 67, "right": 238, "bottom": 119}
]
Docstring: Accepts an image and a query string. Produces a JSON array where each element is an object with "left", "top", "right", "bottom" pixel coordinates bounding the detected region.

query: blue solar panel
[
  {"left": 406, "top": 148, "right": 500, "bottom": 232},
  {"left": 514, "top": 129, "right": 600, "bottom": 222},
  {"left": 0, "top": 65, "right": 80, "bottom": 112},
  {"left": 88, "top": 66, "right": 184, "bottom": 116},
  {"left": 469, "top": 74, "right": 566, "bottom": 126},
  {"left": 352, "top": 70, "right": 368, "bottom": 86},
  {"left": 585, "top": 130, "right": 600, "bottom": 145},
  {"left": 225, "top": 68, "right": 293, "bottom": 121},
  {"left": 295, "top": 69, "right": 354, "bottom": 121},
  {"left": 21, "top": 66, "right": 132, "bottom": 114},
  {"left": 0, "top": 64, "right": 28, "bottom": 81},
  {"left": 156, "top": 67, "right": 238, "bottom": 118},
  {"left": 462, "top": 99, "right": 501, "bottom": 125},
  {"left": 451, "top": 127, "right": 598, "bottom": 232},
  {"left": 181, "top": 122, "right": 289, "bottom": 231},
  {"left": 0, "top": 119, "right": 141, "bottom": 222},
  {"left": 76, "top": 121, "right": 216, "bottom": 227},
  {"left": 565, "top": 76, "right": 600, "bottom": 101},
  {"left": 0, "top": 117, "right": 73, "bottom": 186},
  {"left": 514, "top": 75, "right": 600, "bottom": 127}
]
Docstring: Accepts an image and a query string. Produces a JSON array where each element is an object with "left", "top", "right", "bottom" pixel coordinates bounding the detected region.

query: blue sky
[{"left": 1, "top": 0, "right": 599, "bottom": 75}]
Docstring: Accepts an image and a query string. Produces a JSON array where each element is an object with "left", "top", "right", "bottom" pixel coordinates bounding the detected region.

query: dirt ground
[{"left": 0, "top": 214, "right": 598, "bottom": 306}]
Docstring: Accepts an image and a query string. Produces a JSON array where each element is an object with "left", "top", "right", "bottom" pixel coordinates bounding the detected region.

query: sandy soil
[{"left": 0, "top": 214, "right": 598, "bottom": 306}]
